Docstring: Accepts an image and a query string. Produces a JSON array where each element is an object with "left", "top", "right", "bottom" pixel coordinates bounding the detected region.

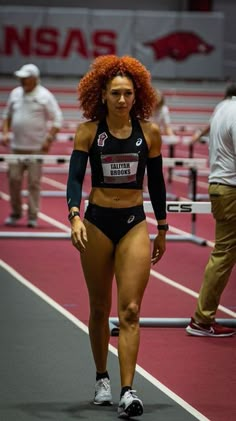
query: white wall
[{"left": 213, "top": 0, "right": 236, "bottom": 79}]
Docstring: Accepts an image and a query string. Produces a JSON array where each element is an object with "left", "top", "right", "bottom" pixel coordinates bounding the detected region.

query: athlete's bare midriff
[{"left": 89, "top": 187, "right": 143, "bottom": 208}]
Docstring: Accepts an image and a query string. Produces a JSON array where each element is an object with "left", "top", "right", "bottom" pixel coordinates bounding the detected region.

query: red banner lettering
[
  {"left": 35, "top": 28, "right": 59, "bottom": 56},
  {"left": 61, "top": 29, "right": 88, "bottom": 58},
  {"left": 5, "top": 26, "right": 31, "bottom": 56},
  {"left": 92, "top": 31, "right": 116, "bottom": 56}
]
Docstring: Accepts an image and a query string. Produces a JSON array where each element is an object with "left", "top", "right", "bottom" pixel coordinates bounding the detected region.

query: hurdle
[
  {"left": 0, "top": 154, "right": 70, "bottom": 165},
  {"left": 0, "top": 153, "right": 207, "bottom": 168},
  {"left": 143, "top": 179, "right": 208, "bottom": 245},
  {"left": 149, "top": 156, "right": 208, "bottom": 245},
  {"left": 162, "top": 135, "right": 181, "bottom": 200},
  {"left": 174, "top": 135, "right": 210, "bottom": 201},
  {"left": 0, "top": 154, "right": 208, "bottom": 243},
  {"left": 109, "top": 317, "right": 236, "bottom": 336},
  {"left": 0, "top": 153, "right": 71, "bottom": 175},
  {"left": 0, "top": 200, "right": 211, "bottom": 239}
]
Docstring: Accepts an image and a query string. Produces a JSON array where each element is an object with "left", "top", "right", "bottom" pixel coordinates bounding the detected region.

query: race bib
[{"left": 101, "top": 153, "right": 139, "bottom": 184}]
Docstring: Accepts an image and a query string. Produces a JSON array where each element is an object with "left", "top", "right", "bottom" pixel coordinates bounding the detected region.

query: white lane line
[
  {"left": 146, "top": 215, "right": 215, "bottom": 248},
  {"left": 147, "top": 215, "right": 236, "bottom": 318},
  {"left": 1, "top": 187, "right": 233, "bottom": 318},
  {"left": 0, "top": 190, "right": 70, "bottom": 232},
  {"left": 41, "top": 176, "right": 66, "bottom": 189},
  {"left": 38, "top": 212, "right": 70, "bottom": 231},
  {"left": 150, "top": 269, "right": 236, "bottom": 318},
  {"left": 0, "top": 258, "right": 210, "bottom": 421},
  {"left": 133, "top": 365, "right": 210, "bottom": 421}
]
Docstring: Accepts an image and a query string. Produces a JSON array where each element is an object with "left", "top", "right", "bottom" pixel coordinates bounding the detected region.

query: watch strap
[
  {"left": 68, "top": 210, "right": 80, "bottom": 221},
  {"left": 157, "top": 223, "right": 169, "bottom": 231}
]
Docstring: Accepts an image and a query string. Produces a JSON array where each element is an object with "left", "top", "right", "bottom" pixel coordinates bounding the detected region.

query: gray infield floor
[{"left": 0, "top": 263, "right": 203, "bottom": 421}]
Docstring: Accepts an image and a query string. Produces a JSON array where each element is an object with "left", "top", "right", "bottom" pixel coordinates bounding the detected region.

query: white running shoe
[
  {"left": 118, "top": 390, "right": 143, "bottom": 418},
  {"left": 5, "top": 214, "right": 21, "bottom": 226},
  {"left": 94, "top": 378, "right": 113, "bottom": 405}
]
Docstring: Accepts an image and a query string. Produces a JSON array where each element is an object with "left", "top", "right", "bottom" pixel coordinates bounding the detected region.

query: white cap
[{"left": 14, "top": 64, "right": 40, "bottom": 79}]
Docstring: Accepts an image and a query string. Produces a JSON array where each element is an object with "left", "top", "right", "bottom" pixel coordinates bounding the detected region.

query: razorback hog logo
[{"left": 144, "top": 31, "right": 214, "bottom": 61}]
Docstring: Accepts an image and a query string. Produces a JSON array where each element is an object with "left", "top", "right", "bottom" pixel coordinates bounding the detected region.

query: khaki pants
[
  {"left": 195, "top": 184, "right": 236, "bottom": 323},
  {"left": 7, "top": 152, "right": 42, "bottom": 220}
]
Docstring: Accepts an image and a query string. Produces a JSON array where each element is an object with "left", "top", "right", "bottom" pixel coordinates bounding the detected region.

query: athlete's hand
[
  {"left": 151, "top": 233, "right": 166, "bottom": 264},
  {"left": 70, "top": 218, "right": 88, "bottom": 252}
]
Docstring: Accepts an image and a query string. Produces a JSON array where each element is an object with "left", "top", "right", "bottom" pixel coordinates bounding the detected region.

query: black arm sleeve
[
  {"left": 146, "top": 154, "right": 167, "bottom": 220},
  {"left": 66, "top": 150, "right": 89, "bottom": 210}
]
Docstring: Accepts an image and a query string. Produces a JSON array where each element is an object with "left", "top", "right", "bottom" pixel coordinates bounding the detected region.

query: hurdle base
[
  {"left": 0, "top": 232, "right": 208, "bottom": 244},
  {"left": 189, "top": 193, "right": 209, "bottom": 201},
  {"left": 109, "top": 321, "right": 120, "bottom": 337},
  {"left": 150, "top": 233, "right": 207, "bottom": 246},
  {"left": 0, "top": 231, "right": 70, "bottom": 239},
  {"left": 109, "top": 317, "right": 236, "bottom": 336},
  {"left": 21, "top": 190, "right": 88, "bottom": 198}
]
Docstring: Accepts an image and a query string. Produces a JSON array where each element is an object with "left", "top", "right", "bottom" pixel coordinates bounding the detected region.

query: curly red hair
[{"left": 78, "top": 55, "right": 158, "bottom": 120}]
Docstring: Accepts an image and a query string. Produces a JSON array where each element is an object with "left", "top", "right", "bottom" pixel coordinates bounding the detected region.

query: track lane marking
[
  {"left": 150, "top": 269, "right": 236, "bottom": 318},
  {"left": 0, "top": 190, "right": 70, "bottom": 232},
  {"left": 0, "top": 258, "right": 210, "bottom": 421}
]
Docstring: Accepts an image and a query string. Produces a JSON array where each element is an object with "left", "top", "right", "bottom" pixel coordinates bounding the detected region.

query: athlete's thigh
[
  {"left": 80, "top": 218, "right": 115, "bottom": 301},
  {"left": 115, "top": 221, "right": 151, "bottom": 305}
]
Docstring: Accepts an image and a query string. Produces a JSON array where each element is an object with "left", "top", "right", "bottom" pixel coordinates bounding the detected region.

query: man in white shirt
[
  {"left": 2, "top": 63, "right": 63, "bottom": 227},
  {"left": 191, "top": 84, "right": 236, "bottom": 144},
  {"left": 186, "top": 94, "right": 236, "bottom": 337}
]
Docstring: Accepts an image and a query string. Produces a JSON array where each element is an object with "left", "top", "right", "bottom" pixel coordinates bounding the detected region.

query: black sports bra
[{"left": 89, "top": 118, "right": 149, "bottom": 189}]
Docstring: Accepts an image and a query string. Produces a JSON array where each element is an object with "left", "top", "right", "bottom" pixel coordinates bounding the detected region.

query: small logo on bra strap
[
  {"left": 98, "top": 132, "right": 108, "bottom": 147},
  {"left": 136, "top": 138, "right": 143, "bottom": 146}
]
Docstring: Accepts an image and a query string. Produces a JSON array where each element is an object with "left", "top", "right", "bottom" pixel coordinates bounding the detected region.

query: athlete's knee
[{"left": 119, "top": 302, "right": 140, "bottom": 326}]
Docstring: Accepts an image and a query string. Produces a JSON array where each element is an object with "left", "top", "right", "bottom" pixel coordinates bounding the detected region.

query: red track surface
[{"left": 1, "top": 138, "right": 236, "bottom": 421}]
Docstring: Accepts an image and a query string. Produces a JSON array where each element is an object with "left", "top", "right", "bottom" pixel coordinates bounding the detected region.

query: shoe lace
[
  {"left": 96, "top": 378, "right": 110, "bottom": 391},
  {"left": 126, "top": 389, "right": 138, "bottom": 399}
]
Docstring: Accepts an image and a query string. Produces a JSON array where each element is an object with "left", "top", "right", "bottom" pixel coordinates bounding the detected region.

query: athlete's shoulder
[
  {"left": 139, "top": 120, "right": 161, "bottom": 137},
  {"left": 74, "top": 120, "right": 99, "bottom": 149},
  {"left": 76, "top": 119, "right": 99, "bottom": 132}
]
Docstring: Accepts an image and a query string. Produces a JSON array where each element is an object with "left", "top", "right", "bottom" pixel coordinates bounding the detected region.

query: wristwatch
[
  {"left": 157, "top": 224, "right": 169, "bottom": 231},
  {"left": 68, "top": 210, "right": 80, "bottom": 221}
]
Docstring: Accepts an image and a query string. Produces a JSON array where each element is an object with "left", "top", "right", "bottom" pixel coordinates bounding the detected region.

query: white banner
[
  {"left": 134, "top": 11, "right": 224, "bottom": 78},
  {"left": 0, "top": 7, "right": 224, "bottom": 79}
]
